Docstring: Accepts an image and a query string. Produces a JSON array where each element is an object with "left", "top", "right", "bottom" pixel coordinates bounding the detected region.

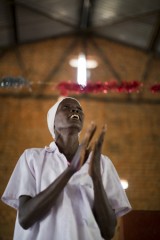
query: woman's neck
[{"left": 55, "top": 135, "right": 79, "bottom": 162}]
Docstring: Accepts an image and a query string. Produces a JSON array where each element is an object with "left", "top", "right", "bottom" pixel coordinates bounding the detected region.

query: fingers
[
  {"left": 96, "top": 124, "right": 107, "bottom": 149},
  {"left": 86, "top": 122, "right": 97, "bottom": 146},
  {"left": 79, "top": 122, "right": 96, "bottom": 167},
  {"left": 81, "top": 122, "right": 97, "bottom": 148},
  {"left": 71, "top": 124, "right": 106, "bottom": 172},
  {"left": 80, "top": 123, "right": 107, "bottom": 169},
  {"left": 92, "top": 124, "right": 107, "bottom": 154},
  {"left": 88, "top": 140, "right": 97, "bottom": 175},
  {"left": 88, "top": 125, "right": 107, "bottom": 176}
]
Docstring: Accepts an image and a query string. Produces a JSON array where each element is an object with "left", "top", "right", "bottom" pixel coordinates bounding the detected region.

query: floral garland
[
  {"left": 57, "top": 81, "right": 160, "bottom": 96},
  {"left": 150, "top": 83, "right": 160, "bottom": 93},
  {"left": 0, "top": 77, "right": 160, "bottom": 95}
]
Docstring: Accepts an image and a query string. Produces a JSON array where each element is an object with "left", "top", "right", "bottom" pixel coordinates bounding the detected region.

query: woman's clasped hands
[{"left": 70, "top": 122, "right": 107, "bottom": 180}]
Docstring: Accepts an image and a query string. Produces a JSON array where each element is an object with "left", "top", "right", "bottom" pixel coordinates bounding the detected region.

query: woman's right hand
[{"left": 69, "top": 122, "right": 96, "bottom": 172}]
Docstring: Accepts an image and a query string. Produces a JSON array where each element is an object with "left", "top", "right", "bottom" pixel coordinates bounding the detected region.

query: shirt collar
[{"left": 45, "top": 141, "right": 57, "bottom": 152}]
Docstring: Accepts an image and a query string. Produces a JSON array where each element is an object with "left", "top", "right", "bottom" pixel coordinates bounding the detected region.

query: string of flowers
[
  {"left": 0, "top": 77, "right": 160, "bottom": 95},
  {"left": 150, "top": 83, "right": 160, "bottom": 93},
  {"left": 57, "top": 80, "right": 160, "bottom": 95}
]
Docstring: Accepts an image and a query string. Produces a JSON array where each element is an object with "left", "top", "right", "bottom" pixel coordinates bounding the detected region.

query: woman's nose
[{"left": 71, "top": 108, "right": 79, "bottom": 113}]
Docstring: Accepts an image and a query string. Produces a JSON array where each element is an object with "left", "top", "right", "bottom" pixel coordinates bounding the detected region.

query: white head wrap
[{"left": 47, "top": 97, "right": 81, "bottom": 139}]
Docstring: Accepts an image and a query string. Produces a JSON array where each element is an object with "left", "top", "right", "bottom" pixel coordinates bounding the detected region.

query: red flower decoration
[
  {"left": 57, "top": 80, "right": 142, "bottom": 95},
  {"left": 150, "top": 83, "right": 160, "bottom": 93}
]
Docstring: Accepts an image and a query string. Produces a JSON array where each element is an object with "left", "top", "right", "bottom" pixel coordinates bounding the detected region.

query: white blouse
[{"left": 2, "top": 142, "right": 132, "bottom": 240}]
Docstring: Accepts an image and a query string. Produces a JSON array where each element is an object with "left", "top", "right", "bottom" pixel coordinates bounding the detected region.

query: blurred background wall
[
  {"left": 0, "top": 0, "right": 160, "bottom": 239},
  {"left": 0, "top": 37, "right": 160, "bottom": 239}
]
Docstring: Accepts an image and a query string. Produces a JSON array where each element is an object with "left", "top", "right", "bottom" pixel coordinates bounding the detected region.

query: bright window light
[
  {"left": 77, "top": 53, "right": 87, "bottom": 86},
  {"left": 69, "top": 58, "right": 98, "bottom": 69},
  {"left": 120, "top": 179, "right": 129, "bottom": 190}
]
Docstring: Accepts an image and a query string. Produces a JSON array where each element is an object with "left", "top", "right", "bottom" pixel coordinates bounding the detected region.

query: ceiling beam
[
  {"left": 15, "top": 1, "right": 76, "bottom": 29},
  {"left": 36, "top": 37, "right": 78, "bottom": 96},
  {"left": 11, "top": 0, "right": 19, "bottom": 44},
  {"left": 91, "top": 10, "right": 160, "bottom": 29},
  {"left": 91, "top": 38, "right": 122, "bottom": 82},
  {"left": 148, "top": 11, "right": 160, "bottom": 51},
  {"left": 79, "top": 0, "right": 91, "bottom": 30}
]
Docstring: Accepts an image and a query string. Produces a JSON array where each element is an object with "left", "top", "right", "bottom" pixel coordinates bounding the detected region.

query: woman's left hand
[{"left": 89, "top": 125, "right": 107, "bottom": 180}]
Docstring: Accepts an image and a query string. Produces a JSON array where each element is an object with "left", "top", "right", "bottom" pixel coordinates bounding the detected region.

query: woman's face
[{"left": 54, "top": 98, "right": 84, "bottom": 137}]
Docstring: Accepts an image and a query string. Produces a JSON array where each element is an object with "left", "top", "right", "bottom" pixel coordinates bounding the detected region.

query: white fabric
[
  {"left": 47, "top": 97, "right": 81, "bottom": 139},
  {"left": 2, "top": 142, "right": 132, "bottom": 240}
]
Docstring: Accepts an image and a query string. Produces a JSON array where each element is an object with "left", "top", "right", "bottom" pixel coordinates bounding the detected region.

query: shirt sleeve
[
  {"left": 101, "top": 155, "right": 132, "bottom": 217},
  {"left": 1, "top": 149, "right": 36, "bottom": 210}
]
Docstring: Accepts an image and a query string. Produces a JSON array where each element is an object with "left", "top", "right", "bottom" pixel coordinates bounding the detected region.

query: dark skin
[{"left": 18, "top": 98, "right": 117, "bottom": 239}]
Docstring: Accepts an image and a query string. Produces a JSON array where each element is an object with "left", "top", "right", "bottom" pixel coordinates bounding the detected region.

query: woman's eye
[
  {"left": 77, "top": 107, "right": 83, "bottom": 112},
  {"left": 63, "top": 106, "right": 69, "bottom": 110}
]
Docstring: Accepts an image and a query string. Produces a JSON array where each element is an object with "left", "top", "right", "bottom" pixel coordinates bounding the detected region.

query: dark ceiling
[{"left": 0, "top": 0, "right": 160, "bottom": 56}]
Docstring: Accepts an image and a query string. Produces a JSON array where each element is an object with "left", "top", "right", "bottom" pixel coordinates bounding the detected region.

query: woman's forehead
[{"left": 60, "top": 98, "right": 81, "bottom": 106}]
